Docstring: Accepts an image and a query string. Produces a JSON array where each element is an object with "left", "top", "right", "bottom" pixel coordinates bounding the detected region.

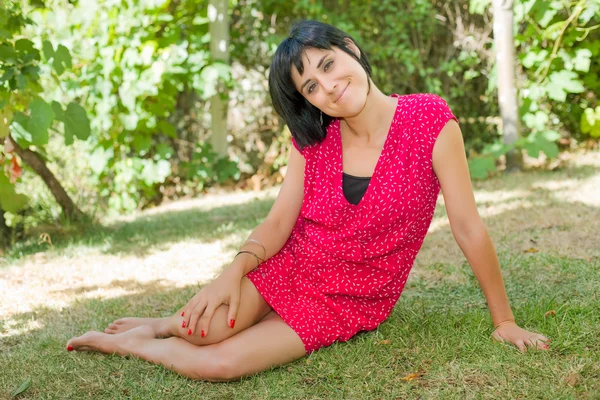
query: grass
[{"left": 1, "top": 151, "right": 599, "bottom": 399}]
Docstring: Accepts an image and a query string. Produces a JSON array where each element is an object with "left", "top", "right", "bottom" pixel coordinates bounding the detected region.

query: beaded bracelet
[
  {"left": 235, "top": 250, "right": 264, "bottom": 268},
  {"left": 494, "top": 319, "right": 516, "bottom": 330}
]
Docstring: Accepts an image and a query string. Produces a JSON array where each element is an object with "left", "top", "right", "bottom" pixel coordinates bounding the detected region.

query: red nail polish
[
  {"left": 188, "top": 329, "right": 192, "bottom": 335},
  {"left": 181, "top": 311, "right": 184, "bottom": 317},
  {"left": 67, "top": 345, "right": 73, "bottom": 352},
  {"left": 181, "top": 321, "right": 186, "bottom": 328},
  {"left": 229, "top": 319, "right": 235, "bottom": 329},
  {"left": 201, "top": 330, "right": 206, "bottom": 338},
  {"left": 543, "top": 344, "right": 549, "bottom": 349}
]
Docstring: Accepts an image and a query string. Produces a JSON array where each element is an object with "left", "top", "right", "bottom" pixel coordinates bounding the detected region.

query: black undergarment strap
[{"left": 342, "top": 172, "right": 371, "bottom": 205}]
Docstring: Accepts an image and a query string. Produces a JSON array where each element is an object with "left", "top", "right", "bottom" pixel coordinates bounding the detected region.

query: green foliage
[
  {"left": 182, "top": 142, "right": 241, "bottom": 190},
  {"left": 581, "top": 105, "right": 600, "bottom": 137},
  {"left": 467, "top": 0, "right": 599, "bottom": 179},
  {"left": 0, "top": 0, "right": 90, "bottom": 223},
  {"left": 27, "top": 0, "right": 239, "bottom": 214}
]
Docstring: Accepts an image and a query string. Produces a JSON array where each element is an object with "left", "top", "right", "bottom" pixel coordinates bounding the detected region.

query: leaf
[
  {"left": 540, "top": 130, "right": 560, "bottom": 141},
  {"left": 42, "top": 40, "right": 54, "bottom": 60},
  {"left": 10, "top": 376, "right": 31, "bottom": 398},
  {"left": 27, "top": 97, "right": 55, "bottom": 146},
  {"left": 546, "top": 71, "right": 585, "bottom": 102},
  {"left": 52, "top": 45, "right": 72, "bottom": 75},
  {"left": 573, "top": 49, "right": 592, "bottom": 72},
  {"left": 468, "top": 156, "right": 496, "bottom": 180},
  {"left": 375, "top": 339, "right": 390, "bottom": 346},
  {"left": 523, "top": 111, "right": 548, "bottom": 131},
  {"left": 581, "top": 106, "right": 600, "bottom": 138},
  {"left": 10, "top": 112, "right": 34, "bottom": 146},
  {"left": 0, "top": 173, "right": 29, "bottom": 213},
  {"left": 0, "top": 44, "right": 17, "bottom": 60},
  {"left": 401, "top": 371, "right": 424, "bottom": 381},
  {"left": 62, "top": 102, "right": 90, "bottom": 141},
  {"left": 158, "top": 120, "right": 176, "bottom": 138},
  {"left": 523, "top": 134, "right": 559, "bottom": 158},
  {"left": 544, "top": 310, "right": 557, "bottom": 317},
  {"left": 51, "top": 101, "right": 64, "bottom": 120}
]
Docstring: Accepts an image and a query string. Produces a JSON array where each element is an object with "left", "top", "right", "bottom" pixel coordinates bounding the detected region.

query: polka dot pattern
[{"left": 246, "top": 93, "right": 458, "bottom": 354}]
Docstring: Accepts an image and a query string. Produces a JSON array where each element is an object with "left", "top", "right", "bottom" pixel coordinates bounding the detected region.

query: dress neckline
[{"left": 334, "top": 94, "right": 401, "bottom": 207}]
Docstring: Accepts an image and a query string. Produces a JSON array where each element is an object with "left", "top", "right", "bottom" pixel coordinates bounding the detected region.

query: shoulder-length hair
[{"left": 268, "top": 20, "right": 373, "bottom": 150}]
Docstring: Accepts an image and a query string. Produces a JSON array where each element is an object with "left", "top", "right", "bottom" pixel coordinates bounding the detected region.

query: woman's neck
[{"left": 341, "top": 84, "right": 397, "bottom": 143}]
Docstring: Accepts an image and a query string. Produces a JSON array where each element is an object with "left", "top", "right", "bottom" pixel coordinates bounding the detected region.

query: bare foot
[
  {"left": 104, "top": 317, "right": 171, "bottom": 337},
  {"left": 67, "top": 325, "right": 155, "bottom": 355}
]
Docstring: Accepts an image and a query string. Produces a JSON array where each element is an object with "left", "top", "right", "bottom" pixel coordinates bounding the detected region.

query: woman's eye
[
  {"left": 308, "top": 83, "right": 317, "bottom": 93},
  {"left": 324, "top": 60, "right": 333, "bottom": 71}
]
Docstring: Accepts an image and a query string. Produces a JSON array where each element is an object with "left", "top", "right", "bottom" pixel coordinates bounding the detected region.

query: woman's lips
[{"left": 335, "top": 84, "right": 349, "bottom": 103}]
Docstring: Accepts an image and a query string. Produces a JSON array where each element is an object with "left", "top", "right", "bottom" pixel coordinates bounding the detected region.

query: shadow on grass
[
  {"left": 2, "top": 196, "right": 277, "bottom": 265},
  {"left": 3, "top": 162, "right": 599, "bottom": 268}
]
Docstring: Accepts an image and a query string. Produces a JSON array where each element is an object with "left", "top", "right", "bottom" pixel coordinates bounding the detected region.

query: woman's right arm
[
  {"left": 181, "top": 144, "right": 305, "bottom": 333},
  {"left": 228, "top": 144, "right": 306, "bottom": 276}
]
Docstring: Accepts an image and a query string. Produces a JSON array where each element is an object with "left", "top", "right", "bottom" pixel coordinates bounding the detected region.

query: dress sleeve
[{"left": 415, "top": 93, "right": 459, "bottom": 162}]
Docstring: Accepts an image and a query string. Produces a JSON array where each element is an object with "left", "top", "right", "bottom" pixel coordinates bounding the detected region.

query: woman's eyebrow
[{"left": 300, "top": 54, "right": 329, "bottom": 92}]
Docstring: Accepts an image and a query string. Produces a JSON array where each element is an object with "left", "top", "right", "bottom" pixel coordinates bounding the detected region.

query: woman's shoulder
[{"left": 396, "top": 93, "right": 454, "bottom": 122}]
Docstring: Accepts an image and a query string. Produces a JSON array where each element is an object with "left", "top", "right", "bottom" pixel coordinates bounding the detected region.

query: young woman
[{"left": 66, "top": 20, "right": 550, "bottom": 381}]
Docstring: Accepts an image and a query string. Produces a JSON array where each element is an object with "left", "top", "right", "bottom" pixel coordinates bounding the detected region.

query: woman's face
[{"left": 290, "top": 43, "right": 369, "bottom": 118}]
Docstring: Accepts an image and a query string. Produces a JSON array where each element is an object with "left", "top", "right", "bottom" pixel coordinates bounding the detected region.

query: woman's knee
[{"left": 192, "top": 343, "right": 244, "bottom": 382}]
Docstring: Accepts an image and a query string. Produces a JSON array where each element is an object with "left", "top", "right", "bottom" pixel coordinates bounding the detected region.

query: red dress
[{"left": 246, "top": 93, "right": 458, "bottom": 354}]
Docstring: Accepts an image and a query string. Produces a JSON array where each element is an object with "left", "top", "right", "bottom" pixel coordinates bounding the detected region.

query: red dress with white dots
[{"left": 246, "top": 93, "right": 458, "bottom": 354}]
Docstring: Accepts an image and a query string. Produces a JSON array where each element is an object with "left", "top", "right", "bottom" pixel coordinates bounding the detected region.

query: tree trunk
[
  {"left": 0, "top": 205, "right": 11, "bottom": 248},
  {"left": 492, "top": 0, "right": 523, "bottom": 172},
  {"left": 208, "top": 0, "right": 230, "bottom": 157},
  {"left": 8, "top": 135, "right": 85, "bottom": 220}
]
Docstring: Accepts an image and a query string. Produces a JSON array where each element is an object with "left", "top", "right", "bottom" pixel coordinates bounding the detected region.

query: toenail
[{"left": 67, "top": 345, "right": 74, "bottom": 352}]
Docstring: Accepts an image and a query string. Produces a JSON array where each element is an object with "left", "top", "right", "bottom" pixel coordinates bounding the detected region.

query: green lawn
[{"left": 1, "top": 152, "right": 599, "bottom": 399}]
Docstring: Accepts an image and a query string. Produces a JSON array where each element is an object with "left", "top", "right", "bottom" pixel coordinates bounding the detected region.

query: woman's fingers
[
  {"left": 227, "top": 290, "right": 240, "bottom": 329},
  {"left": 198, "top": 302, "right": 218, "bottom": 338},
  {"left": 186, "top": 299, "right": 208, "bottom": 336}
]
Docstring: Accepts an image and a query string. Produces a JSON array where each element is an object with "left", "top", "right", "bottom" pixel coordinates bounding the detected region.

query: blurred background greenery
[{"left": 0, "top": 0, "right": 598, "bottom": 248}]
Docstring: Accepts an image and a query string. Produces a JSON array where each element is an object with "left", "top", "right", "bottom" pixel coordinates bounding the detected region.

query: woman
[{"left": 66, "top": 20, "right": 550, "bottom": 381}]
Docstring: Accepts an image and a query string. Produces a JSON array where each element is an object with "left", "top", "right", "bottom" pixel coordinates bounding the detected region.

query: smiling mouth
[{"left": 334, "top": 84, "right": 349, "bottom": 103}]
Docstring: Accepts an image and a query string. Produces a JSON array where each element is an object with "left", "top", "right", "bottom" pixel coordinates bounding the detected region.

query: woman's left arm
[{"left": 432, "top": 120, "right": 550, "bottom": 352}]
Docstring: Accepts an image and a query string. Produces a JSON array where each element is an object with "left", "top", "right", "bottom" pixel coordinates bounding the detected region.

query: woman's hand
[
  {"left": 491, "top": 321, "right": 550, "bottom": 352},
  {"left": 180, "top": 266, "right": 244, "bottom": 337}
]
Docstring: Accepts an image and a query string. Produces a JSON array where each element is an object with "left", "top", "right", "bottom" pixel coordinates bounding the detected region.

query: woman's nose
[{"left": 321, "top": 80, "right": 338, "bottom": 94}]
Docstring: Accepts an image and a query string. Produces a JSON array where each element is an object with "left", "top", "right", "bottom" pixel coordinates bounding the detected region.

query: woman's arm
[
  {"left": 432, "top": 120, "right": 550, "bottom": 352},
  {"left": 227, "top": 144, "right": 306, "bottom": 276}
]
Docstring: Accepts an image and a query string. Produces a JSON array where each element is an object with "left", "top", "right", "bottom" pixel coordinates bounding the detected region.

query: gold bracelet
[{"left": 494, "top": 319, "right": 516, "bottom": 330}]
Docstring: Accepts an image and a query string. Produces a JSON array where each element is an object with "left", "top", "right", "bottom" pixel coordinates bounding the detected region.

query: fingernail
[
  {"left": 229, "top": 319, "right": 235, "bottom": 329},
  {"left": 181, "top": 311, "right": 184, "bottom": 317},
  {"left": 187, "top": 329, "right": 192, "bottom": 335},
  {"left": 201, "top": 330, "right": 206, "bottom": 338},
  {"left": 181, "top": 321, "right": 186, "bottom": 328},
  {"left": 67, "top": 345, "right": 73, "bottom": 352}
]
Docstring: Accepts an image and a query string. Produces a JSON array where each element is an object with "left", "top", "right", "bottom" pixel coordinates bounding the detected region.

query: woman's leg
[
  {"left": 105, "top": 277, "right": 272, "bottom": 346},
  {"left": 67, "top": 311, "right": 307, "bottom": 381}
]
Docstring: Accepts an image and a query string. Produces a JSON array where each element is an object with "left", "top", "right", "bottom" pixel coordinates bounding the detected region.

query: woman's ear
[{"left": 344, "top": 38, "right": 361, "bottom": 58}]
